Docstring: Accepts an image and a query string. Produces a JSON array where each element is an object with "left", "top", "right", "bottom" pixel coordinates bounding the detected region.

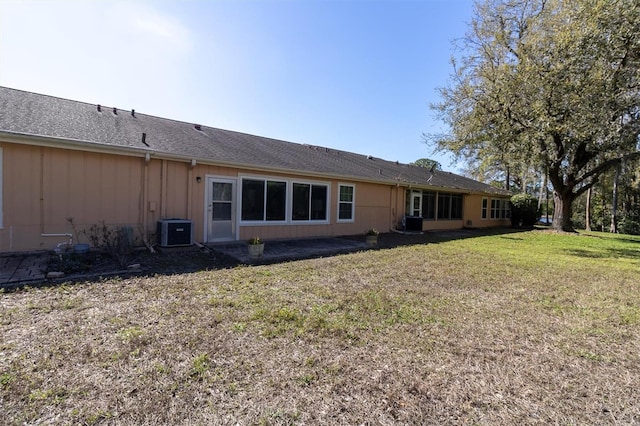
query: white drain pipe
[{"left": 41, "top": 233, "right": 73, "bottom": 251}]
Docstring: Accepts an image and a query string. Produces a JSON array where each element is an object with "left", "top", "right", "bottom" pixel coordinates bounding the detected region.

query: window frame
[
  {"left": 291, "top": 181, "right": 330, "bottom": 223},
  {"left": 501, "top": 199, "right": 511, "bottom": 219},
  {"left": 337, "top": 183, "right": 355, "bottom": 223},
  {"left": 239, "top": 175, "right": 330, "bottom": 225},
  {"left": 422, "top": 191, "right": 436, "bottom": 220},
  {"left": 437, "top": 193, "right": 451, "bottom": 220},
  {"left": 481, "top": 197, "right": 488, "bottom": 220},
  {"left": 240, "top": 177, "right": 288, "bottom": 224},
  {"left": 490, "top": 199, "right": 501, "bottom": 219},
  {"left": 435, "top": 192, "right": 463, "bottom": 220},
  {"left": 450, "top": 193, "right": 463, "bottom": 220}
]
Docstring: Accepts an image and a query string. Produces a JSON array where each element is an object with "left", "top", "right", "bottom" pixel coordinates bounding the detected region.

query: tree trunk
[
  {"left": 538, "top": 170, "right": 548, "bottom": 221},
  {"left": 538, "top": 176, "right": 545, "bottom": 210},
  {"left": 610, "top": 162, "right": 621, "bottom": 233},
  {"left": 505, "top": 165, "right": 510, "bottom": 191},
  {"left": 585, "top": 187, "right": 592, "bottom": 231},
  {"left": 552, "top": 190, "right": 575, "bottom": 232}
]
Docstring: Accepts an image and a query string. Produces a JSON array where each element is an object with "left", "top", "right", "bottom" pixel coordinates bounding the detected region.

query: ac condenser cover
[{"left": 157, "top": 220, "right": 193, "bottom": 247}]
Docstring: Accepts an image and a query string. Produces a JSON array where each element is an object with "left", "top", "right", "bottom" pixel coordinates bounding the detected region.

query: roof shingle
[{"left": 0, "top": 86, "right": 511, "bottom": 196}]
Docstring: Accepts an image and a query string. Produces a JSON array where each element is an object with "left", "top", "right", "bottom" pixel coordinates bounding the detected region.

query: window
[
  {"left": 436, "top": 192, "right": 463, "bottom": 220},
  {"left": 292, "top": 183, "right": 328, "bottom": 221},
  {"left": 490, "top": 199, "right": 501, "bottom": 219},
  {"left": 266, "top": 181, "right": 287, "bottom": 221},
  {"left": 451, "top": 194, "right": 463, "bottom": 219},
  {"left": 422, "top": 191, "right": 436, "bottom": 220},
  {"left": 437, "top": 193, "right": 450, "bottom": 219},
  {"left": 338, "top": 184, "right": 355, "bottom": 222},
  {"left": 241, "top": 178, "right": 286, "bottom": 222},
  {"left": 240, "top": 177, "right": 329, "bottom": 223},
  {"left": 481, "top": 197, "right": 488, "bottom": 220},
  {"left": 501, "top": 199, "right": 511, "bottom": 219}
]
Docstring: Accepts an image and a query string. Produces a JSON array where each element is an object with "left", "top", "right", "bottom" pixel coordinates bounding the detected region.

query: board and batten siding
[{"left": 0, "top": 142, "right": 400, "bottom": 252}]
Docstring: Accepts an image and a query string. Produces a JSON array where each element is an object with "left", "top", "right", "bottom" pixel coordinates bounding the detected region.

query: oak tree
[{"left": 431, "top": 0, "right": 640, "bottom": 231}]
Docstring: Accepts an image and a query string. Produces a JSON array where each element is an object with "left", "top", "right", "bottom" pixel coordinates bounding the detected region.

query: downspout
[
  {"left": 39, "top": 147, "right": 45, "bottom": 235},
  {"left": 187, "top": 159, "right": 196, "bottom": 219},
  {"left": 160, "top": 159, "right": 168, "bottom": 219},
  {"left": 142, "top": 153, "right": 150, "bottom": 246},
  {"left": 389, "top": 185, "right": 395, "bottom": 231}
]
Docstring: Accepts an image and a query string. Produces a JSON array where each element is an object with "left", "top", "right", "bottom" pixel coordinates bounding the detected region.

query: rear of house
[{"left": 0, "top": 87, "right": 512, "bottom": 253}]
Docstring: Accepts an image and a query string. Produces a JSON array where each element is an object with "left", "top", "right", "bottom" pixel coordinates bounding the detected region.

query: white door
[
  {"left": 411, "top": 191, "right": 422, "bottom": 217},
  {"left": 206, "top": 177, "right": 236, "bottom": 242}
]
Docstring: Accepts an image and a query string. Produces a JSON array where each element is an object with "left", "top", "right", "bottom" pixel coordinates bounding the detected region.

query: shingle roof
[{"left": 0, "top": 86, "right": 511, "bottom": 196}]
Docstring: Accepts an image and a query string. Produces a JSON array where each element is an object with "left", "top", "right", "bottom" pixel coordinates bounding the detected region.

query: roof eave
[{"left": 1, "top": 131, "right": 513, "bottom": 197}]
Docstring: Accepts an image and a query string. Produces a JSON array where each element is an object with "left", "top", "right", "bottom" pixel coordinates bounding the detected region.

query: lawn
[{"left": 1, "top": 229, "right": 639, "bottom": 424}]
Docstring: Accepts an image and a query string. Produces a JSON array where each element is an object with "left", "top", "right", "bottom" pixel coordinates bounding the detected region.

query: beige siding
[
  {"left": 0, "top": 140, "right": 511, "bottom": 252},
  {"left": 0, "top": 144, "right": 147, "bottom": 251},
  {"left": 464, "top": 194, "right": 511, "bottom": 228},
  {"left": 237, "top": 176, "right": 397, "bottom": 241}
]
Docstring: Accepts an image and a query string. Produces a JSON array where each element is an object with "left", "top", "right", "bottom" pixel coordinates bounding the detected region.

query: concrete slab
[
  {"left": 0, "top": 252, "right": 48, "bottom": 286},
  {"left": 208, "top": 237, "right": 371, "bottom": 264}
]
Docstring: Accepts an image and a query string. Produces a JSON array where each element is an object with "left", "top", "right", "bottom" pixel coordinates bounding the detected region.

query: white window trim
[
  {"left": 481, "top": 197, "right": 488, "bottom": 220},
  {"left": 490, "top": 198, "right": 501, "bottom": 220},
  {"left": 337, "top": 183, "right": 355, "bottom": 223},
  {"left": 238, "top": 175, "right": 288, "bottom": 225},
  {"left": 238, "top": 174, "right": 331, "bottom": 226},
  {"left": 291, "top": 179, "right": 331, "bottom": 225}
]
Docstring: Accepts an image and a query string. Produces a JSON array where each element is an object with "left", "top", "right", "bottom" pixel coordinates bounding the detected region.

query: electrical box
[{"left": 157, "top": 219, "right": 193, "bottom": 247}]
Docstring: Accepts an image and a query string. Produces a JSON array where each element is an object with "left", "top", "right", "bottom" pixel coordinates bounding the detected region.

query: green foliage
[
  {"left": 411, "top": 158, "right": 441, "bottom": 170},
  {"left": 431, "top": 0, "right": 640, "bottom": 231},
  {"left": 510, "top": 194, "right": 538, "bottom": 228},
  {"left": 619, "top": 212, "right": 640, "bottom": 235},
  {"left": 190, "top": 353, "right": 211, "bottom": 379}
]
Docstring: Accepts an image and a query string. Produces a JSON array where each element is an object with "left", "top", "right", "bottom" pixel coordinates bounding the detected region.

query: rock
[{"left": 47, "top": 271, "right": 65, "bottom": 279}]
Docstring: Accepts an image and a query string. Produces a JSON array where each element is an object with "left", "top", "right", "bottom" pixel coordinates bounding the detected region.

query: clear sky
[{"left": 0, "top": 0, "right": 474, "bottom": 171}]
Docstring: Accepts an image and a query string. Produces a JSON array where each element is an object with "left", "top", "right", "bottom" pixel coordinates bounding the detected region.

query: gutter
[{"left": 1, "top": 130, "right": 505, "bottom": 197}]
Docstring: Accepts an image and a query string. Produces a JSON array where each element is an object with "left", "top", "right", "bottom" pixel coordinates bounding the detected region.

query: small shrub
[
  {"left": 84, "top": 222, "right": 134, "bottom": 267},
  {"left": 618, "top": 212, "right": 640, "bottom": 235},
  {"left": 510, "top": 194, "right": 539, "bottom": 228},
  {"left": 190, "top": 353, "right": 211, "bottom": 379}
]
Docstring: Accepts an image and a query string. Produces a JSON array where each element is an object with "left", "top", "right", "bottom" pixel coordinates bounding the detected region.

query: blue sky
[{"left": 0, "top": 0, "right": 474, "bottom": 171}]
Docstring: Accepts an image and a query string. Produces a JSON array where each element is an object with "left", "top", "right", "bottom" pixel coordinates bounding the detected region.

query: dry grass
[{"left": 1, "top": 229, "right": 639, "bottom": 425}]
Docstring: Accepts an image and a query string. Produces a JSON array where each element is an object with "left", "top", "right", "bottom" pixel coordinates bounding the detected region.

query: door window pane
[
  {"left": 212, "top": 203, "right": 232, "bottom": 220},
  {"left": 213, "top": 182, "right": 232, "bottom": 202}
]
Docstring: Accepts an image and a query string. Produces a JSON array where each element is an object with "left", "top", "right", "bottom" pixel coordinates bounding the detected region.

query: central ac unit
[{"left": 157, "top": 219, "right": 193, "bottom": 247}]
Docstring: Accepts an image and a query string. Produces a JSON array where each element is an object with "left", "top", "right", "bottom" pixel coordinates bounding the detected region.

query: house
[{"left": 0, "top": 86, "right": 512, "bottom": 252}]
